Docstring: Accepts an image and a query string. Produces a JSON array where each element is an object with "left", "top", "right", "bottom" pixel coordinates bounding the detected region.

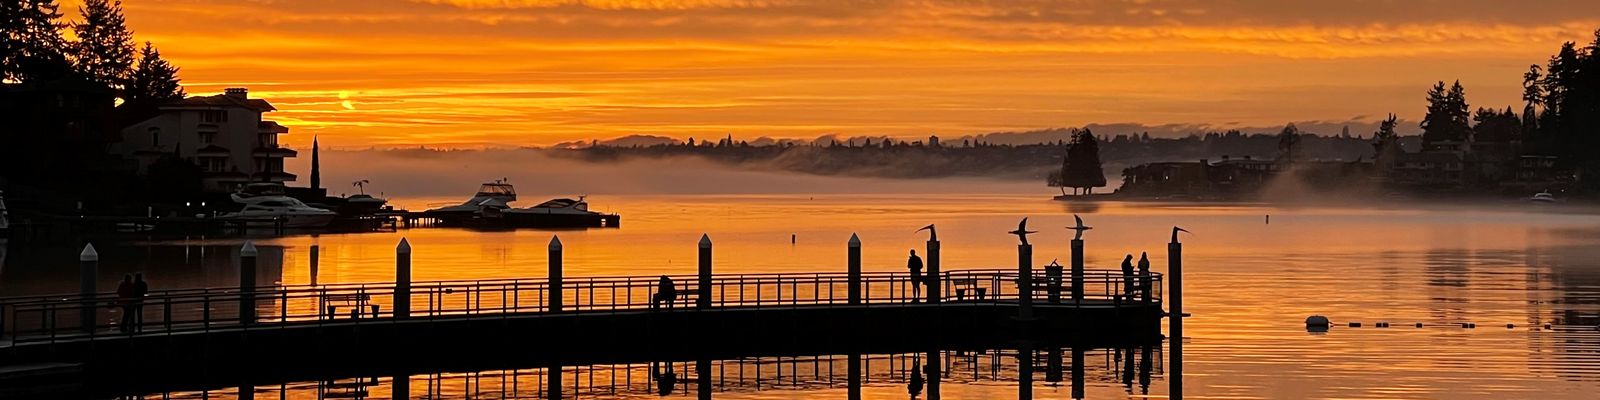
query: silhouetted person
[
  {"left": 1120, "top": 347, "right": 1135, "bottom": 392},
  {"left": 1137, "top": 252, "right": 1152, "bottom": 302},
  {"left": 132, "top": 273, "right": 149, "bottom": 331},
  {"left": 907, "top": 249, "right": 924, "bottom": 299},
  {"left": 908, "top": 359, "right": 925, "bottom": 398},
  {"left": 652, "top": 275, "right": 677, "bottom": 310},
  {"left": 655, "top": 362, "right": 677, "bottom": 396},
  {"left": 1120, "top": 254, "right": 1135, "bottom": 302},
  {"left": 1138, "top": 345, "right": 1153, "bottom": 394},
  {"left": 116, "top": 274, "right": 135, "bottom": 332}
]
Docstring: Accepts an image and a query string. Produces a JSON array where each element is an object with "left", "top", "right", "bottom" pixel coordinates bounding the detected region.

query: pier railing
[{"left": 0, "top": 269, "right": 1160, "bottom": 345}]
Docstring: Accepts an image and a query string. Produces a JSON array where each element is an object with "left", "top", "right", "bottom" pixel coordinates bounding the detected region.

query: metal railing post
[
  {"left": 240, "top": 241, "right": 258, "bottom": 326},
  {"left": 698, "top": 234, "right": 712, "bottom": 309},
  {"left": 396, "top": 238, "right": 412, "bottom": 319},
  {"left": 847, "top": 233, "right": 861, "bottom": 305},
  {"left": 79, "top": 243, "right": 99, "bottom": 334}
]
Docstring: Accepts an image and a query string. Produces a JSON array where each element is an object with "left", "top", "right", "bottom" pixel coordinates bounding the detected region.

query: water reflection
[{"left": 143, "top": 345, "right": 1165, "bottom": 399}]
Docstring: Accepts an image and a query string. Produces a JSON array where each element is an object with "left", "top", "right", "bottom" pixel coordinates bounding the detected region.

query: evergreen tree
[
  {"left": 2, "top": 0, "right": 74, "bottom": 82},
  {"left": 124, "top": 41, "right": 184, "bottom": 104},
  {"left": 72, "top": 0, "right": 135, "bottom": 88},
  {"left": 1421, "top": 81, "right": 1472, "bottom": 146},
  {"left": 1277, "top": 123, "right": 1302, "bottom": 163},
  {"left": 1056, "top": 128, "right": 1107, "bottom": 195}
]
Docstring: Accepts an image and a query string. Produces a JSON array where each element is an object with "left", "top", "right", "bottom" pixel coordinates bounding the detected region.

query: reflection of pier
[
  {"left": 149, "top": 347, "right": 1165, "bottom": 399},
  {"left": 0, "top": 222, "right": 1189, "bottom": 399}
]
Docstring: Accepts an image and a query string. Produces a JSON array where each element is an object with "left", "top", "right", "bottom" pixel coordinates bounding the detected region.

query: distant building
[
  {"left": 115, "top": 88, "right": 296, "bottom": 192},
  {"left": 928, "top": 135, "right": 940, "bottom": 147}
]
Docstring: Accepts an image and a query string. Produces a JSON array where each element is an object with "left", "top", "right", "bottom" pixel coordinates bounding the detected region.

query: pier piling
[
  {"left": 847, "top": 352, "right": 862, "bottom": 400},
  {"left": 926, "top": 236, "right": 941, "bottom": 304},
  {"left": 549, "top": 236, "right": 563, "bottom": 312},
  {"left": 698, "top": 234, "right": 712, "bottom": 309},
  {"left": 396, "top": 238, "right": 411, "bottom": 319},
  {"left": 696, "top": 358, "right": 712, "bottom": 400},
  {"left": 240, "top": 241, "right": 257, "bottom": 325},
  {"left": 1169, "top": 227, "right": 1185, "bottom": 400},
  {"left": 1071, "top": 238, "right": 1084, "bottom": 305},
  {"left": 309, "top": 243, "right": 320, "bottom": 286},
  {"left": 1018, "top": 243, "right": 1034, "bottom": 320},
  {"left": 78, "top": 243, "right": 98, "bottom": 333},
  {"left": 847, "top": 234, "right": 861, "bottom": 304}
]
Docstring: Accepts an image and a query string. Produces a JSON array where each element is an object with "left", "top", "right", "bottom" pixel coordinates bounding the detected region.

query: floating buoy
[
  {"left": 1415, "top": 323, "right": 1423, "bottom": 328},
  {"left": 1376, "top": 322, "right": 1389, "bottom": 328},
  {"left": 1349, "top": 322, "right": 1361, "bottom": 328},
  {"left": 1461, "top": 323, "right": 1471, "bottom": 328},
  {"left": 1544, "top": 324, "right": 1553, "bottom": 330},
  {"left": 1506, "top": 323, "right": 1515, "bottom": 329}
]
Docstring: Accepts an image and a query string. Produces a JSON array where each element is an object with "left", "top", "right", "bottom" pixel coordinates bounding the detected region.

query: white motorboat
[
  {"left": 427, "top": 180, "right": 518, "bottom": 214},
  {"left": 220, "top": 196, "right": 337, "bottom": 228},
  {"left": 1528, "top": 192, "right": 1558, "bottom": 203}
]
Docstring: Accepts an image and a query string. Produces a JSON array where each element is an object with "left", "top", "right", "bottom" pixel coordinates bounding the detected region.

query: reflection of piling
[
  {"left": 79, "top": 244, "right": 98, "bottom": 334},
  {"left": 391, "top": 373, "right": 409, "bottom": 400},
  {"left": 1017, "top": 344, "right": 1034, "bottom": 400},
  {"left": 548, "top": 361, "right": 563, "bottom": 400},
  {"left": 1070, "top": 239, "right": 1084, "bottom": 305},
  {"left": 847, "top": 352, "right": 862, "bottom": 400},
  {"left": 1046, "top": 347, "right": 1063, "bottom": 384},
  {"left": 240, "top": 241, "right": 258, "bottom": 325},
  {"left": 926, "top": 238, "right": 941, "bottom": 303},
  {"left": 696, "top": 358, "right": 712, "bottom": 400},
  {"left": 1017, "top": 243, "right": 1033, "bottom": 320},
  {"left": 925, "top": 349, "right": 942, "bottom": 400},
  {"left": 1071, "top": 347, "right": 1085, "bottom": 400},
  {"left": 698, "top": 235, "right": 712, "bottom": 309},
  {"left": 549, "top": 236, "right": 563, "bottom": 312},
  {"left": 395, "top": 238, "right": 412, "bottom": 319},
  {"left": 1169, "top": 231, "right": 1184, "bottom": 400},
  {"left": 847, "top": 234, "right": 861, "bottom": 304}
]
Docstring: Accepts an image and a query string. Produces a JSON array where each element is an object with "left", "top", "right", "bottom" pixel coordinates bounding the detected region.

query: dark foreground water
[{"left": 4, "top": 194, "right": 1600, "bottom": 399}]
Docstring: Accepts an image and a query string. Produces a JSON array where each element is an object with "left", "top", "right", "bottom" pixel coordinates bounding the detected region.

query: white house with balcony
[{"left": 116, "top": 88, "right": 297, "bottom": 192}]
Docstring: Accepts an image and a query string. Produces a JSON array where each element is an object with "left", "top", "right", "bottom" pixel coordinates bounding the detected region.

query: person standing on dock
[
  {"left": 132, "top": 273, "right": 150, "bottom": 331},
  {"left": 653, "top": 275, "right": 677, "bottom": 310},
  {"left": 1120, "top": 254, "right": 1135, "bottom": 302},
  {"left": 907, "top": 249, "right": 924, "bottom": 300},
  {"left": 116, "top": 274, "right": 135, "bottom": 333},
  {"left": 1137, "top": 253, "right": 1152, "bottom": 302}
]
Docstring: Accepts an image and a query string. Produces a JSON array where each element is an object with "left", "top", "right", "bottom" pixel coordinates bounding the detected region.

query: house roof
[{"left": 162, "top": 94, "right": 275, "bottom": 112}]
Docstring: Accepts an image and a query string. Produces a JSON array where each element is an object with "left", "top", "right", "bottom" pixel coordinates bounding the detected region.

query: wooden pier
[{"left": 0, "top": 226, "right": 1188, "bottom": 399}]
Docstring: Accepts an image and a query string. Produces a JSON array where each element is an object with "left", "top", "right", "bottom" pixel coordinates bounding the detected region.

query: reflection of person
[
  {"left": 907, "top": 360, "right": 925, "bottom": 398},
  {"left": 652, "top": 276, "right": 676, "bottom": 310},
  {"left": 907, "top": 249, "right": 924, "bottom": 300},
  {"left": 132, "top": 273, "right": 149, "bottom": 331},
  {"left": 116, "top": 274, "right": 135, "bottom": 332},
  {"left": 655, "top": 362, "right": 677, "bottom": 396}
]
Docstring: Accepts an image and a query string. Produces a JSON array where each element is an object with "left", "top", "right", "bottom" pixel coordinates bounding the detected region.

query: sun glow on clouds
[{"left": 81, "top": 0, "right": 1600, "bottom": 148}]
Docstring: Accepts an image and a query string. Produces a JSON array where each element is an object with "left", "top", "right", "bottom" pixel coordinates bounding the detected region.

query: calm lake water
[{"left": 4, "top": 194, "right": 1600, "bottom": 399}]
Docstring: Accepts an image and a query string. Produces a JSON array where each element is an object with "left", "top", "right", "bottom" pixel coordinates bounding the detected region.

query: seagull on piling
[
  {"left": 916, "top": 224, "right": 937, "bottom": 241},
  {"left": 1067, "top": 214, "right": 1093, "bottom": 241},
  {"left": 1009, "top": 218, "right": 1038, "bottom": 245},
  {"left": 1171, "top": 226, "right": 1190, "bottom": 243}
]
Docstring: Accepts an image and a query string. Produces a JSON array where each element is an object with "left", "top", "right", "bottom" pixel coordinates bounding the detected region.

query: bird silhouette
[
  {"left": 1171, "top": 226, "right": 1190, "bottom": 243},
  {"left": 1009, "top": 217, "right": 1038, "bottom": 245},
  {"left": 917, "top": 224, "right": 937, "bottom": 241},
  {"left": 1068, "top": 214, "right": 1093, "bottom": 241}
]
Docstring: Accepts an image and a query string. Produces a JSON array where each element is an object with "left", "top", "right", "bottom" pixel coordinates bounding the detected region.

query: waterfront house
[{"left": 114, "top": 88, "right": 296, "bottom": 193}]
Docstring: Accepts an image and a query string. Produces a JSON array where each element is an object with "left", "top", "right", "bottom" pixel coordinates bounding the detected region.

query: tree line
[{"left": 2, "top": 0, "right": 184, "bottom": 103}]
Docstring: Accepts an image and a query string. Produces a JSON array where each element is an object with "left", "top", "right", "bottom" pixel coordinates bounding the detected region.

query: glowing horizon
[{"left": 69, "top": 0, "right": 1600, "bottom": 148}]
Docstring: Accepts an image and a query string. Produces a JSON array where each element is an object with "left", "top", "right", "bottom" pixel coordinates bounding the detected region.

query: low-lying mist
[{"left": 297, "top": 148, "right": 1046, "bottom": 198}]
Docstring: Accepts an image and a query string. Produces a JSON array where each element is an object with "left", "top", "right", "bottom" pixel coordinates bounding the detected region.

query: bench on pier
[{"left": 320, "top": 293, "right": 380, "bottom": 319}]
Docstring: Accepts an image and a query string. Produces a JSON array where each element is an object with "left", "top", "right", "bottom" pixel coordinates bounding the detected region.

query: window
[
  {"left": 200, "top": 132, "right": 216, "bottom": 144},
  {"left": 200, "top": 110, "right": 228, "bottom": 123},
  {"left": 149, "top": 127, "right": 160, "bottom": 147},
  {"left": 259, "top": 133, "right": 278, "bottom": 148}
]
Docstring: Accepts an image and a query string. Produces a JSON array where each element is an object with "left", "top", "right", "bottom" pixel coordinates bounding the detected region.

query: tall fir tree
[
  {"left": 124, "top": 41, "right": 184, "bottom": 104},
  {"left": 1420, "top": 81, "right": 1472, "bottom": 146},
  {"left": 72, "top": 0, "right": 135, "bottom": 89},
  {"left": 3, "top": 0, "right": 74, "bottom": 82},
  {"left": 1058, "top": 128, "right": 1107, "bottom": 195}
]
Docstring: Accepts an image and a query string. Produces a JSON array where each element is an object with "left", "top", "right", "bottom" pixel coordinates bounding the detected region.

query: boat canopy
[{"left": 475, "top": 183, "right": 517, "bottom": 200}]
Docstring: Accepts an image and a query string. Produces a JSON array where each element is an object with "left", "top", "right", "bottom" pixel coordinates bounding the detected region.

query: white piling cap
[
  {"left": 397, "top": 237, "right": 412, "bottom": 253},
  {"left": 80, "top": 243, "right": 99, "bottom": 262},
  {"left": 549, "top": 235, "right": 562, "bottom": 251},
  {"left": 699, "top": 234, "right": 712, "bottom": 248},
  {"left": 848, "top": 233, "right": 860, "bottom": 247},
  {"left": 240, "top": 240, "right": 258, "bottom": 257}
]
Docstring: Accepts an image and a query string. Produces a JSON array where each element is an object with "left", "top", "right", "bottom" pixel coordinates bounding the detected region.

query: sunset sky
[{"left": 79, "top": 0, "right": 1600, "bottom": 148}]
